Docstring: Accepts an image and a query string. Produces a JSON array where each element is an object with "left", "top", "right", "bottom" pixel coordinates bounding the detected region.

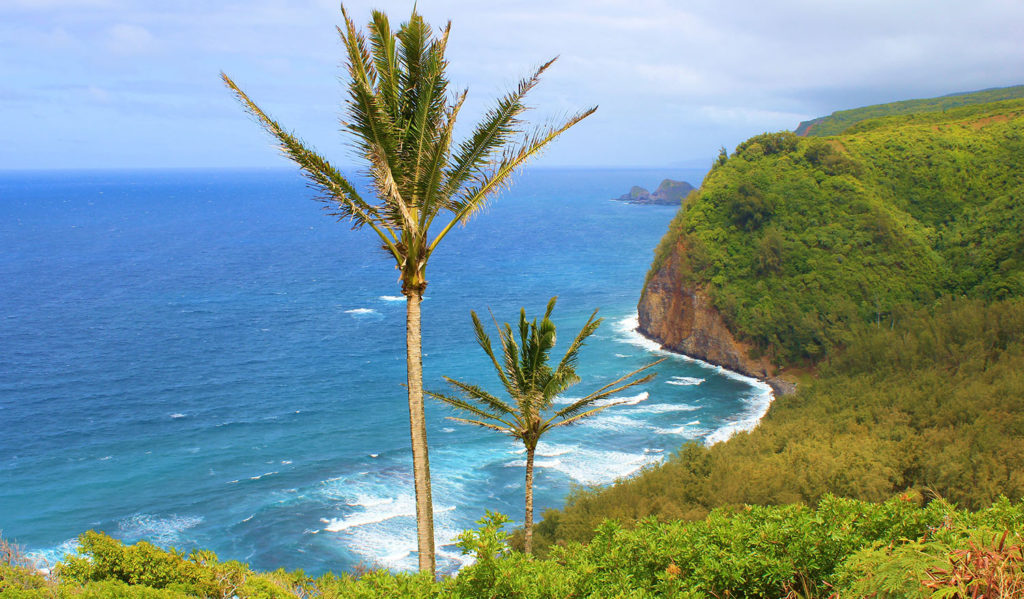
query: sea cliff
[{"left": 637, "top": 238, "right": 796, "bottom": 396}]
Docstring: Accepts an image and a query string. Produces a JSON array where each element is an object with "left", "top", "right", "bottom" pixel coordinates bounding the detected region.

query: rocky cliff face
[{"left": 638, "top": 241, "right": 796, "bottom": 395}]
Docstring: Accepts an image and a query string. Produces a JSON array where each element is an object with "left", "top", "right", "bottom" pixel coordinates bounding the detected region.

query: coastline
[{"left": 615, "top": 314, "right": 777, "bottom": 446}]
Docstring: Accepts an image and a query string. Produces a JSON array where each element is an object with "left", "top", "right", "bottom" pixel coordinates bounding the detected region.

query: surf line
[{"left": 615, "top": 313, "right": 777, "bottom": 447}]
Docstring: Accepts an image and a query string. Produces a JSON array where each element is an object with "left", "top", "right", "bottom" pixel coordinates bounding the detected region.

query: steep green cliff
[{"left": 644, "top": 98, "right": 1024, "bottom": 368}]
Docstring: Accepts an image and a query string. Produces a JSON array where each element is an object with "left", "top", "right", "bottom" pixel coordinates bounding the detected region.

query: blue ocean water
[{"left": 0, "top": 167, "right": 771, "bottom": 575}]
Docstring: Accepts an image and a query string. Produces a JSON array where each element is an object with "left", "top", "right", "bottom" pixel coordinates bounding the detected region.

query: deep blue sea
[{"left": 0, "top": 167, "right": 771, "bottom": 575}]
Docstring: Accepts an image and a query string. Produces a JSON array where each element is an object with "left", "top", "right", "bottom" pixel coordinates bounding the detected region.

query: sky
[{"left": 3, "top": 0, "right": 1023, "bottom": 170}]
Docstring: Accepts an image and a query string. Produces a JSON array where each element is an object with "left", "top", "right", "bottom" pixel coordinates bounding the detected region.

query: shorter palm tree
[{"left": 427, "top": 297, "right": 664, "bottom": 554}]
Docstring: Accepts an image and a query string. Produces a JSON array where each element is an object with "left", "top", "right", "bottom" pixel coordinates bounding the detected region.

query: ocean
[{"left": 0, "top": 167, "right": 771, "bottom": 575}]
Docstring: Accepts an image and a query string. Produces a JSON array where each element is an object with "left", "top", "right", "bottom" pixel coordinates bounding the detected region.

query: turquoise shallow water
[{"left": 0, "top": 167, "right": 770, "bottom": 574}]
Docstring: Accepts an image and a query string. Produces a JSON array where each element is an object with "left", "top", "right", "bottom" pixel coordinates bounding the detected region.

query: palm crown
[
  {"left": 430, "top": 297, "right": 663, "bottom": 449},
  {"left": 427, "top": 298, "right": 664, "bottom": 554},
  {"left": 222, "top": 8, "right": 595, "bottom": 294}
]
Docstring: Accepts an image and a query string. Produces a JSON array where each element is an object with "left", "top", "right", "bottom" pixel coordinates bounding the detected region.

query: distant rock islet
[{"left": 612, "top": 179, "right": 695, "bottom": 205}]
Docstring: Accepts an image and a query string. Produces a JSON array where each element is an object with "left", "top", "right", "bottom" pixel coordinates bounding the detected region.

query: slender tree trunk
[
  {"left": 524, "top": 446, "right": 535, "bottom": 555},
  {"left": 405, "top": 290, "right": 436, "bottom": 574}
]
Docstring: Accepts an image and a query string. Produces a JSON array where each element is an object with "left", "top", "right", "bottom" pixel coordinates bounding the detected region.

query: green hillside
[
  {"left": 534, "top": 98, "right": 1024, "bottom": 559},
  {"left": 795, "top": 84, "right": 1024, "bottom": 136},
  {"left": 652, "top": 97, "right": 1024, "bottom": 367}
]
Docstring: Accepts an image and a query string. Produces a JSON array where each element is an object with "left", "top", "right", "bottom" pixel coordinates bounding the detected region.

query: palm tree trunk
[
  {"left": 524, "top": 446, "right": 536, "bottom": 554},
  {"left": 405, "top": 290, "right": 436, "bottom": 574}
]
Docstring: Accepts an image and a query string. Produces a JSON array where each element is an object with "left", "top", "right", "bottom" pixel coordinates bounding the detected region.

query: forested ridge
[{"left": 794, "top": 84, "right": 1024, "bottom": 136}]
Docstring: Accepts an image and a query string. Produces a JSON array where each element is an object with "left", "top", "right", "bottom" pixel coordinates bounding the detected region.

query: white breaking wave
[
  {"left": 633, "top": 402, "right": 700, "bottom": 414},
  {"left": 594, "top": 391, "right": 649, "bottom": 407},
  {"left": 613, "top": 311, "right": 777, "bottom": 446},
  {"left": 703, "top": 384, "right": 774, "bottom": 446},
  {"left": 553, "top": 391, "right": 648, "bottom": 408},
  {"left": 379, "top": 295, "right": 406, "bottom": 302},
  {"left": 666, "top": 376, "right": 704, "bottom": 386},
  {"left": 345, "top": 308, "right": 378, "bottom": 315},
  {"left": 504, "top": 446, "right": 663, "bottom": 485},
  {"left": 26, "top": 538, "right": 78, "bottom": 572},
  {"left": 117, "top": 513, "right": 203, "bottom": 545},
  {"left": 169, "top": 413, "right": 186, "bottom": 418}
]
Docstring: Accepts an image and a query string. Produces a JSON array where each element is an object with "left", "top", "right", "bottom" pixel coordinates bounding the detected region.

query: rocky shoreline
[{"left": 637, "top": 240, "right": 796, "bottom": 397}]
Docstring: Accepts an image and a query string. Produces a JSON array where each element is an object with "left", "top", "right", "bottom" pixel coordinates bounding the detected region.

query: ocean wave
[
  {"left": 633, "top": 402, "right": 700, "bottom": 414},
  {"left": 26, "top": 538, "right": 78, "bottom": 571},
  {"left": 703, "top": 386, "right": 774, "bottom": 446},
  {"left": 595, "top": 391, "right": 649, "bottom": 407},
  {"left": 169, "top": 413, "right": 186, "bottom": 418},
  {"left": 553, "top": 391, "right": 648, "bottom": 408},
  {"left": 654, "top": 421, "right": 706, "bottom": 437},
  {"left": 117, "top": 513, "right": 203, "bottom": 545},
  {"left": 344, "top": 308, "right": 379, "bottom": 316},
  {"left": 613, "top": 311, "right": 777, "bottom": 445},
  {"left": 379, "top": 296, "right": 406, "bottom": 302},
  {"left": 504, "top": 446, "right": 663, "bottom": 485},
  {"left": 666, "top": 376, "right": 704, "bottom": 386}
]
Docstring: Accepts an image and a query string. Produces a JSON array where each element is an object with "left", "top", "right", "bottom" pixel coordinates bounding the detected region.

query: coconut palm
[
  {"left": 221, "top": 8, "right": 594, "bottom": 574},
  {"left": 426, "top": 297, "right": 664, "bottom": 554}
]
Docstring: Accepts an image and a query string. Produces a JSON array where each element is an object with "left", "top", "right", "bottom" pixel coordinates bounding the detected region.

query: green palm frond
[
  {"left": 442, "top": 58, "right": 556, "bottom": 200},
  {"left": 367, "top": 11, "right": 400, "bottom": 117},
  {"left": 441, "top": 377, "right": 515, "bottom": 417},
  {"left": 220, "top": 73, "right": 401, "bottom": 261},
  {"left": 545, "top": 404, "right": 619, "bottom": 431},
  {"left": 541, "top": 367, "right": 581, "bottom": 402},
  {"left": 552, "top": 364, "right": 663, "bottom": 419},
  {"left": 554, "top": 309, "right": 601, "bottom": 376},
  {"left": 425, "top": 390, "right": 516, "bottom": 430},
  {"left": 471, "top": 310, "right": 515, "bottom": 396},
  {"left": 428, "top": 105, "right": 597, "bottom": 255},
  {"left": 446, "top": 416, "right": 514, "bottom": 436}
]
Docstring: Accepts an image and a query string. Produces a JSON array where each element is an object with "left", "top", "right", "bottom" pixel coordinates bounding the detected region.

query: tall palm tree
[
  {"left": 221, "top": 8, "right": 594, "bottom": 574},
  {"left": 426, "top": 297, "right": 664, "bottom": 554}
]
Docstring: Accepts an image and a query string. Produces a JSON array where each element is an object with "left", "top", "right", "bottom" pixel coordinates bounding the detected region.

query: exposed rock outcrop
[
  {"left": 614, "top": 179, "right": 695, "bottom": 205},
  {"left": 637, "top": 240, "right": 796, "bottom": 396}
]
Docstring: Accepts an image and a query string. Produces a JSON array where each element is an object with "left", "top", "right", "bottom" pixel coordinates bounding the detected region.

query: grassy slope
[{"left": 795, "top": 84, "right": 1024, "bottom": 136}]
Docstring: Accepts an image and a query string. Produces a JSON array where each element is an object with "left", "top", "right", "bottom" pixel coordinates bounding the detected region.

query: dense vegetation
[
  {"left": 5, "top": 494, "right": 1024, "bottom": 597},
  {"left": 534, "top": 297, "right": 1024, "bottom": 549},
  {"left": 649, "top": 98, "right": 1024, "bottom": 366},
  {"left": 795, "top": 84, "right": 1024, "bottom": 136}
]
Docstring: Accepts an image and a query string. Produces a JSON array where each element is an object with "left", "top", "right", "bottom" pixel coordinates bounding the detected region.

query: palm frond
[
  {"left": 440, "top": 58, "right": 556, "bottom": 202},
  {"left": 446, "top": 416, "right": 515, "bottom": 436},
  {"left": 441, "top": 377, "right": 515, "bottom": 417},
  {"left": 553, "top": 369, "right": 659, "bottom": 420},
  {"left": 405, "top": 21, "right": 450, "bottom": 214},
  {"left": 584, "top": 358, "right": 666, "bottom": 400},
  {"left": 554, "top": 309, "right": 601, "bottom": 378},
  {"left": 471, "top": 309, "right": 515, "bottom": 396},
  {"left": 428, "top": 104, "right": 597, "bottom": 255},
  {"left": 368, "top": 10, "right": 400, "bottom": 118},
  {"left": 545, "top": 404, "right": 619, "bottom": 431},
  {"left": 418, "top": 89, "right": 465, "bottom": 222},
  {"left": 338, "top": 13, "right": 405, "bottom": 223},
  {"left": 426, "top": 390, "right": 515, "bottom": 429},
  {"left": 220, "top": 73, "right": 400, "bottom": 262}
]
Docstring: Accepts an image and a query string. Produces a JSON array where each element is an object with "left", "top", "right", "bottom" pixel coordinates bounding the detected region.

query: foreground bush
[{"left": 3, "top": 495, "right": 1024, "bottom": 597}]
